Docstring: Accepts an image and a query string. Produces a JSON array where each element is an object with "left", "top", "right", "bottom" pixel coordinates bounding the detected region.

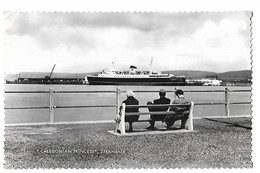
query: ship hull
[{"left": 87, "top": 76, "right": 186, "bottom": 86}]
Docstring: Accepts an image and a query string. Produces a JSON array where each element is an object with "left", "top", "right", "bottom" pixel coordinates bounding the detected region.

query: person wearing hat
[
  {"left": 122, "top": 90, "right": 139, "bottom": 132},
  {"left": 165, "top": 89, "right": 190, "bottom": 129},
  {"left": 146, "top": 89, "right": 171, "bottom": 130}
]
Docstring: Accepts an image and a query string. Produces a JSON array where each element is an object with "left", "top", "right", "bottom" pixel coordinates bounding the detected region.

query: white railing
[{"left": 5, "top": 87, "right": 252, "bottom": 125}]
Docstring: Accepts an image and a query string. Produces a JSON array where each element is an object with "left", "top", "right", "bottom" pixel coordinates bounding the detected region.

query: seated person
[
  {"left": 146, "top": 89, "right": 171, "bottom": 130},
  {"left": 165, "top": 89, "right": 190, "bottom": 129},
  {"left": 122, "top": 90, "right": 139, "bottom": 132}
]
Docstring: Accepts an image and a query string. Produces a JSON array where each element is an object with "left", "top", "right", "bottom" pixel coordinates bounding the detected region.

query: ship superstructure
[{"left": 87, "top": 65, "right": 186, "bottom": 85}]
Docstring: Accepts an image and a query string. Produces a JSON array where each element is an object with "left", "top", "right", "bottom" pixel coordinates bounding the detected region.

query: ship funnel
[
  {"left": 130, "top": 65, "right": 137, "bottom": 69},
  {"left": 129, "top": 65, "right": 137, "bottom": 74}
]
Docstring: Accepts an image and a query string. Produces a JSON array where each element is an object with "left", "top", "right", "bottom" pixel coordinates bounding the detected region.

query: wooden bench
[{"left": 114, "top": 102, "right": 194, "bottom": 135}]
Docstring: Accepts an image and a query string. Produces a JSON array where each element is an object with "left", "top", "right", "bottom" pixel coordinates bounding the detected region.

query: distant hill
[
  {"left": 162, "top": 70, "right": 217, "bottom": 79},
  {"left": 4, "top": 70, "right": 252, "bottom": 80},
  {"left": 162, "top": 70, "right": 252, "bottom": 80},
  {"left": 218, "top": 70, "right": 252, "bottom": 80}
]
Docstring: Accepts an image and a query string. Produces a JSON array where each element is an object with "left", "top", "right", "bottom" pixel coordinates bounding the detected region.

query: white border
[{"left": 1, "top": 0, "right": 259, "bottom": 173}]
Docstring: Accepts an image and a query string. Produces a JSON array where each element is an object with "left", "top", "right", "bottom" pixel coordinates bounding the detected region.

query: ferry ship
[{"left": 86, "top": 65, "right": 186, "bottom": 86}]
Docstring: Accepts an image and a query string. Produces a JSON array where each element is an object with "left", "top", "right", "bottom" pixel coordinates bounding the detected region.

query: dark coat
[
  {"left": 150, "top": 96, "right": 171, "bottom": 120},
  {"left": 122, "top": 96, "right": 139, "bottom": 122},
  {"left": 172, "top": 97, "right": 189, "bottom": 104},
  {"left": 170, "top": 97, "right": 190, "bottom": 114},
  {"left": 165, "top": 96, "right": 190, "bottom": 127}
]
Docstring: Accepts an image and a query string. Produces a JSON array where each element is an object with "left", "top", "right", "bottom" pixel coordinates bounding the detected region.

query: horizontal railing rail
[
  {"left": 5, "top": 90, "right": 116, "bottom": 94},
  {"left": 4, "top": 89, "right": 251, "bottom": 94},
  {"left": 54, "top": 105, "right": 116, "bottom": 109},
  {"left": 5, "top": 102, "right": 251, "bottom": 110},
  {"left": 4, "top": 91, "right": 50, "bottom": 94},
  {"left": 229, "top": 90, "right": 252, "bottom": 92},
  {"left": 53, "top": 90, "right": 116, "bottom": 94},
  {"left": 4, "top": 106, "right": 50, "bottom": 109},
  {"left": 4, "top": 87, "right": 252, "bottom": 124},
  {"left": 195, "top": 102, "right": 251, "bottom": 106},
  {"left": 229, "top": 102, "right": 252, "bottom": 105}
]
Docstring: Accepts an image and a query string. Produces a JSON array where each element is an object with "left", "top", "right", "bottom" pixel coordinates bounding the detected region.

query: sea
[{"left": 4, "top": 84, "right": 252, "bottom": 124}]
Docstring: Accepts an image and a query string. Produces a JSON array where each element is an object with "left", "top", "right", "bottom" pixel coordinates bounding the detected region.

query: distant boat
[
  {"left": 202, "top": 79, "right": 222, "bottom": 86},
  {"left": 86, "top": 65, "right": 186, "bottom": 86}
]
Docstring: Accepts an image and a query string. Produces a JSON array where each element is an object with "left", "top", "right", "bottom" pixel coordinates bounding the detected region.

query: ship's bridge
[
  {"left": 97, "top": 66, "right": 175, "bottom": 78},
  {"left": 99, "top": 69, "right": 119, "bottom": 76}
]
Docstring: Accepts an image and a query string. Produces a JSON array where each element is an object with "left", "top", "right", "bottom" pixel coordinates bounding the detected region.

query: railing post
[
  {"left": 116, "top": 88, "right": 121, "bottom": 115},
  {"left": 49, "top": 87, "right": 54, "bottom": 123},
  {"left": 115, "top": 103, "right": 125, "bottom": 135},
  {"left": 225, "top": 87, "right": 230, "bottom": 117},
  {"left": 188, "top": 102, "right": 194, "bottom": 131},
  {"left": 120, "top": 103, "right": 126, "bottom": 135},
  {"left": 173, "top": 87, "right": 178, "bottom": 100}
]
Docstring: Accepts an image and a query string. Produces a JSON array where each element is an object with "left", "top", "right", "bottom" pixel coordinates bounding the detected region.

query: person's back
[
  {"left": 153, "top": 97, "right": 171, "bottom": 112},
  {"left": 171, "top": 93, "right": 190, "bottom": 113},
  {"left": 123, "top": 96, "right": 139, "bottom": 113},
  {"left": 146, "top": 89, "right": 171, "bottom": 130},
  {"left": 122, "top": 90, "right": 139, "bottom": 132},
  {"left": 166, "top": 89, "right": 190, "bottom": 129},
  {"left": 173, "top": 97, "right": 189, "bottom": 104}
]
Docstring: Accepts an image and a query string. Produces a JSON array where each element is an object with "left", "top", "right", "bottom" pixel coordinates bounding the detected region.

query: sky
[{"left": 4, "top": 12, "right": 252, "bottom": 74}]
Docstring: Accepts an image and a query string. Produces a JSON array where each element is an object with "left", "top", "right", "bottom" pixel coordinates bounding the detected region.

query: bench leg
[
  {"left": 115, "top": 103, "right": 126, "bottom": 135},
  {"left": 116, "top": 119, "right": 125, "bottom": 135}
]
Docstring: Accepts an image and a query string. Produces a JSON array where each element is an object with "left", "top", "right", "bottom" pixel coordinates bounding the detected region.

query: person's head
[
  {"left": 159, "top": 89, "right": 166, "bottom": 97},
  {"left": 126, "top": 90, "right": 135, "bottom": 97},
  {"left": 175, "top": 89, "right": 184, "bottom": 97}
]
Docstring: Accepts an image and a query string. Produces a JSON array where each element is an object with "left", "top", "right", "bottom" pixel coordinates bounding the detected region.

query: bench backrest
[{"left": 170, "top": 104, "right": 191, "bottom": 114}]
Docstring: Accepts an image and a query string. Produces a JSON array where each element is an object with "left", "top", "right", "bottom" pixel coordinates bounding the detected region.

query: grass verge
[{"left": 4, "top": 118, "right": 252, "bottom": 168}]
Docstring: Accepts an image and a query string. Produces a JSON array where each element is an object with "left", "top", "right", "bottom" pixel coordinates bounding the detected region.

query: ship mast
[
  {"left": 149, "top": 57, "right": 153, "bottom": 74},
  {"left": 112, "top": 57, "right": 116, "bottom": 69}
]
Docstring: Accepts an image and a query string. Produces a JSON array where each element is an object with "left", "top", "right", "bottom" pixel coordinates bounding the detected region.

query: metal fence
[{"left": 4, "top": 87, "right": 252, "bottom": 125}]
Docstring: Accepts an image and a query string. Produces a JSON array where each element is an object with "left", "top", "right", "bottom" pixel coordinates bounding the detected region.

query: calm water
[{"left": 4, "top": 84, "right": 252, "bottom": 124}]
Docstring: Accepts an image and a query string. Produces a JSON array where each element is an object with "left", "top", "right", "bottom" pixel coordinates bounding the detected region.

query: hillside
[
  {"left": 162, "top": 70, "right": 252, "bottom": 80},
  {"left": 162, "top": 70, "right": 217, "bottom": 79},
  {"left": 218, "top": 70, "right": 252, "bottom": 79}
]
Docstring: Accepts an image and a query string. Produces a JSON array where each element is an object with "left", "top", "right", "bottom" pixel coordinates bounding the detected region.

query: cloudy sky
[{"left": 4, "top": 12, "right": 252, "bottom": 74}]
